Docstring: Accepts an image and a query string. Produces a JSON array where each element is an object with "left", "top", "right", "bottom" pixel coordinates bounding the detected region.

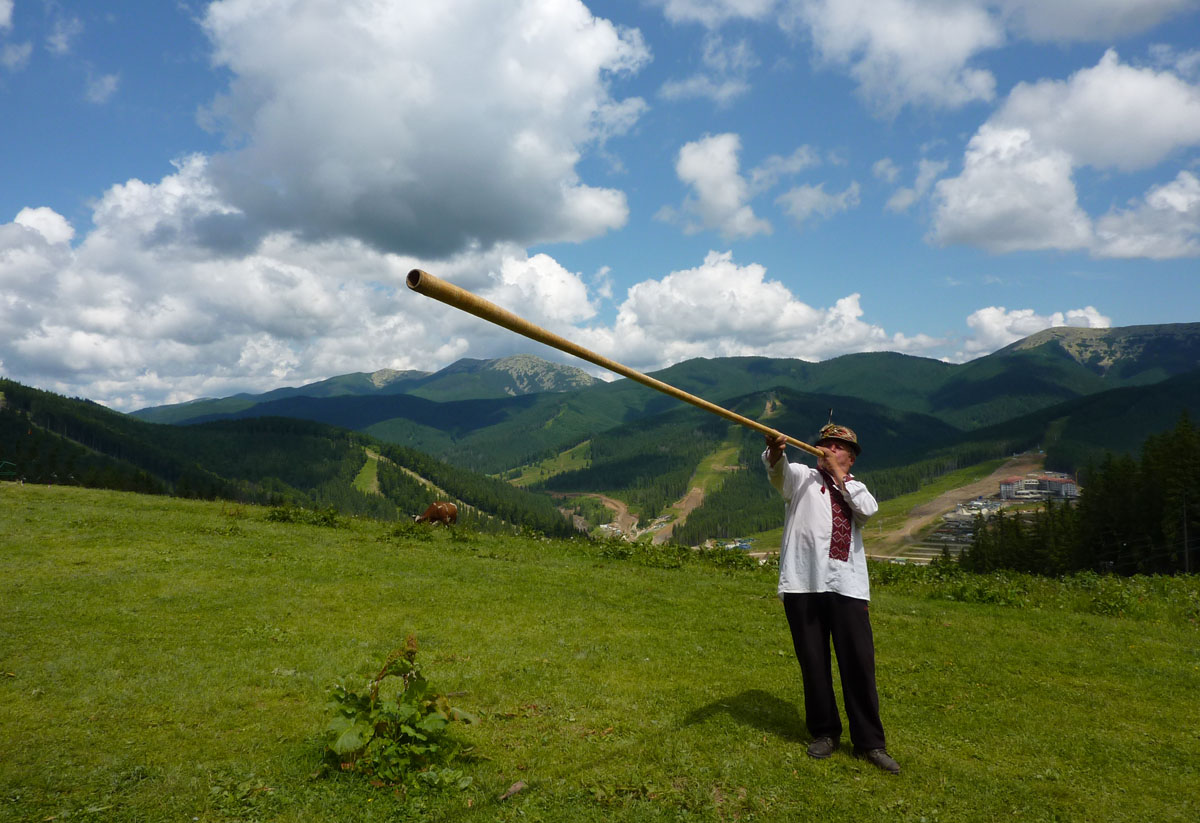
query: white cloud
[
  {"left": 0, "top": 176, "right": 947, "bottom": 407},
  {"left": 1094, "top": 170, "right": 1200, "bottom": 259},
  {"left": 749, "top": 145, "right": 820, "bottom": 192},
  {"left": 933, "top": 50, "right": 1200, "bottom": 256},
  {"left": 787, "top": 0, "right": 1001, "bottom": 115},
  {"left": 574, "top": 250, "right": 941, "bottom": 369},
  {"left": 0, "top": 156, "right": 612, "bottom": 409},
  {"left": 660, "top": 34, "right": 758, "bottom": 106},
  {"left": 645, "top": 1, "right": 1200, "bottom": 119},
  {"left": 15, "top": 207, "right": 75, "bottom": 245},
  {"left": 1, "top": 40, "right": 31, "bottom": 71},
  {"left": 199, "top": 0, "right": 649, "bottom": 257},
  {"left": 47, "top": 14, "right": 82, "bottom": 55},
  {"left": 654, "top": 0, "right": 779, "bottom": 28},
  {"left": 931, "top": 125, "right": 1092, "bottom": 252},
  {"left": 1150, "top": 44, "right": 1200, "bottom": 81},
  {"left": 85, "top": 72, "right": 119, "bottom": 104},
  {"left": 777, "top": 181, "right": 860, "bottom": 226},
  {"left": 997, "top": 0, "right": 1200, "bottom": 42},
  {"left": 960, "top": 304, "right": 1112, "bottom": 357},
  {"left": 0, "top": 0, "right": 11, "bottom": 29},
  {"left": 484, "top": 254, "right": 597, "bottom": 327},
  {"left": 665, "top": 133, "right": 773, "bottom": 238},
  {"left": 885, "top": 158, "right": 948, "bottom": 212},
  {"left": 872, "top": 157, "right": 900, "bottom": 183},
  {"left": 994, "top": 50, "right": 1200, "bottom": 173}
]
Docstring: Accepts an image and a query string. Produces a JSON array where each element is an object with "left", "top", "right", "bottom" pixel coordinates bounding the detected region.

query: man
[{"left": 763, "top": 422, "right": 900, "bottom": 775}]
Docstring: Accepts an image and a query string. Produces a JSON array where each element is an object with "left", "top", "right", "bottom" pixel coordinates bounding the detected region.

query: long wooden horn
[{"left": 406, "top": 269, "right": 823, "bottom": 457}]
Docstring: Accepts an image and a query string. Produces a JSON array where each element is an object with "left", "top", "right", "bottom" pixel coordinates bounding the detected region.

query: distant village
[
  {"left": 718, "top": 469, "right": 1083, "bottom": 565},
  {"left": 597, "top": 466, "right": 1083, "bottom": 565},
  {"left": 892, "top": 469, "right": 1080, "bottom": 565}
]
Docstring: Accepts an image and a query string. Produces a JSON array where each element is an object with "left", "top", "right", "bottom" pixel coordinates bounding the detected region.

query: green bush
[
  {"left": 325, "top": 637, "right": 476, "bottom": 792},
  {"left": 265, "top": 505, "right": 343, "bottom": 527}
]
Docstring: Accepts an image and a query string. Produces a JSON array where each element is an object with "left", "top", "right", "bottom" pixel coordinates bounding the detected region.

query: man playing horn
[{"left": 763, "top": 422, "right": 899, "bottom": 775}]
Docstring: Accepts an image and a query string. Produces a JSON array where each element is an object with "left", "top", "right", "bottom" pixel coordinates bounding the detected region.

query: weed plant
[{"left": 2, "top": 483, "right": 1197, "bottom": 822}]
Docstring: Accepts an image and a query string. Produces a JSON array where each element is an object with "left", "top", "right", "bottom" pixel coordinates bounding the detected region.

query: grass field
[{"left": 2, "top": 483, "right": 1198, "bottom": 822}]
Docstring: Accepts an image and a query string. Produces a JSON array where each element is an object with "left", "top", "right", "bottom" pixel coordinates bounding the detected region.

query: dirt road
[
  {"left": 873, "top": 452, "right": 1044, "bottom": 553},
  {"left": 554, "top": 492, "right": 639, "bottom": 536},
  {"left": 651, "top": 486, "right": 704, "bottom": 544}
]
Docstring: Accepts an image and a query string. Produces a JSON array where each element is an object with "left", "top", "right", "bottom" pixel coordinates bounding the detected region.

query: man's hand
[
  {"left": 817, "top": 443, "right": 854, "bottom": 492},
  {"left": 764, "top": 433, "right": 787, "bottom": 467}
]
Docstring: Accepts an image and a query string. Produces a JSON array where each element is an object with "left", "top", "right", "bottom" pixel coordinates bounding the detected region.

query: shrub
[
  {"left": 265, "top": 505, "right": 343, "bottom": 527},
  {"left": 325, "top": 636, "right": 476, "bottom": 792}
]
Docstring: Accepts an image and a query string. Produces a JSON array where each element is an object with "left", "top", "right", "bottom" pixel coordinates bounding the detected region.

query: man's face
[{"left": 820, "top": 439, "right": 857, "bottom": 468}]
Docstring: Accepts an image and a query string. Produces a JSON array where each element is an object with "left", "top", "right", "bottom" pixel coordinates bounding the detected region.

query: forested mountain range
[
  {"left": 132, "top": 354, "right": 597, "bottom": 423},
  {"left": 4, "top": 322, "right": 1198, "bottom": 546},
  {"left": 128, "top": 322, "right": 1200, "bottom": 475}
]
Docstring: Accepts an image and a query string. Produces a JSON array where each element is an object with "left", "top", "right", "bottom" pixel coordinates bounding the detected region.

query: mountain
[
  {"left": 127, "top": 321, "right": 1200, "bottom": 475},
  {"left": 406, "top": 354, "right": 598, "bottom": 401},
  {"left": 1005, "top": 323, "right": 1200, "bottom": 382},
  {"left": 131, "top": 354, "right": 595, "bottom": 423}
]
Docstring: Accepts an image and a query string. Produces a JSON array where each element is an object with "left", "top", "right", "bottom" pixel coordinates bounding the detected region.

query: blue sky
[{"left": 2, "top": 0, "right": 1198, "bottom": 411}]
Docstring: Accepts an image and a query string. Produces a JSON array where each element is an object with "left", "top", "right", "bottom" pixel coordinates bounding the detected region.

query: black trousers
[{"left": 782, "top": 592, "right": 886, "bottom": 750}]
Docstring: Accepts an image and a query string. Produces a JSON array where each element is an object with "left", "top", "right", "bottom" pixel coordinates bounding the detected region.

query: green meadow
[{"left": 2, "top": 483, "right": 1198, "bottom": 822}]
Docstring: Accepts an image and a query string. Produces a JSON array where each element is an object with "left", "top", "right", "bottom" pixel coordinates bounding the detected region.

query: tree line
[{"left": 963, "top": 414, "right": 1198, "bottom": 576}]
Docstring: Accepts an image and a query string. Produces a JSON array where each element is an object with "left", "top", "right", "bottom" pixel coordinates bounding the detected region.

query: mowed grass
[{"left": 2, "top": 484, "right": 1198, "bottom": 822}]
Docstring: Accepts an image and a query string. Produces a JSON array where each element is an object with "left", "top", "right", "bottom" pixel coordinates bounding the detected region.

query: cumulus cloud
[
  {"left": 931, "top": 125, "right": 1092, "bottom": 252},
  {"left": 654, "top": 2, "right": 1200, "bottom": 118},
  {"left": 1094, "top": 170, "right": 1200, "bottom": 259},
  {"left": 15, "top": 207, "right": 75, "bottom": 244},
  {"left": 993, "top": 50, "right": 1200, "bottom": 173},
  {"left": 933, "top": 51, "right": 1200, "bottom": 257},
  {"left": 574, "top": 250, "right": 942, "bottom": 369},
  {"left": 661, "top": 133, "right": 773, "bottom": 238},
  {"left": 786, "top": 0, "right": 1001, "bottom": 115},
  {"left": 199, "top": 0, "right": 649, "bottom": 258},
  {"left": 660, "top": 34, "right": 758, "bottom": 106},
  {"left": 0, "top": 160, "right": 608, "bottom": 410},
  {"left": 960, "top": 304, "right": 1112, "bottom": 357}
]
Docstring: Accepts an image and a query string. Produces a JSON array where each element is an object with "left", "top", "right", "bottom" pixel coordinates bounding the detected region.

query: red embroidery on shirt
[{"left": 820, "top": 469, "right": 852, "bottom": 562}]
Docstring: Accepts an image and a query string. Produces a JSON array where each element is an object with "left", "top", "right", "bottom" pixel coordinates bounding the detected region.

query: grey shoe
[
  {"left": 806, "top": 736, "right": 838, "bottom": 759},
  {"left": 854, "top": 747, "right": 900, "bottom": 774}
]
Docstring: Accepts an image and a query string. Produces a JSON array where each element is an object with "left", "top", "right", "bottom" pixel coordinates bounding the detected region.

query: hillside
[
  {"left": 0, "top": 378, "right": 575, "bottom": 537},
  {"left": 2, "top": 483, "right": 1196, "bottom": 822}
]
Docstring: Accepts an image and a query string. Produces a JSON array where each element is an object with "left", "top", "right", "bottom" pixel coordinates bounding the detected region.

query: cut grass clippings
[{"left": 2, "top": 483, "right": 1198, "bottom": 822}]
